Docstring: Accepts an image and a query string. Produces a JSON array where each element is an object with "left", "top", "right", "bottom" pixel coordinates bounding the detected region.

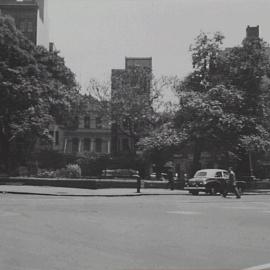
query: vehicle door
[{"left": 215, "top": 171, "right": 223, "bottom": 183}]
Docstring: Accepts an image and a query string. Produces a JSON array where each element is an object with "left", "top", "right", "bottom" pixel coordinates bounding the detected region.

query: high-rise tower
[{"left": 0, "top": 0, "right": 48, "bottom": 47}]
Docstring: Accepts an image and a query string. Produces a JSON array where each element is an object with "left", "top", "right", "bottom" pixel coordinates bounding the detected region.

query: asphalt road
[{"left": 0, "top": 192, "right": 270, "bottom": 270}]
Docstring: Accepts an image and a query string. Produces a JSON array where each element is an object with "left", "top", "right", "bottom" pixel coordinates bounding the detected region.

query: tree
[
  {"left": 0, "top": 14, "right": 79, "bottom": 173},
  {"left": 139, "top": 30, "right": 270, "bottom": 176},
  {"left": 87, "top": 69, "right": 170, "bottom": 155},
  {"left": 177, "top": 31, "right": 270, "bottom": 173}
]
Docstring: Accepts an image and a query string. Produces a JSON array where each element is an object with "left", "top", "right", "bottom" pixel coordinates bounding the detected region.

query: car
[
  {"left": 150, "top": 172, "right": 168, "bottom": 181},
  {"left": 101, "top": 169, "right": 139, "bottom": 179},
  {"left": 184, "top": 169, "right": 246, "bottom": 195}
]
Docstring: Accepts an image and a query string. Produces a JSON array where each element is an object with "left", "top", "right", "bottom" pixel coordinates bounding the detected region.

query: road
[{"left": 0, "top": 192, "right": 270, "bottom": 270}]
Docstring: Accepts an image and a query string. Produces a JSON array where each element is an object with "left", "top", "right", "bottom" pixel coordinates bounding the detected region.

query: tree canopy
[
  {"left": 138, "top": 30, "right": 270, "bottom": 175},
  {"left": 0, "top": 14, "right": 79, "bottom": 172}
]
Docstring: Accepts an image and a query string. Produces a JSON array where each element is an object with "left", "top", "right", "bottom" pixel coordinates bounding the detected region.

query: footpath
[{"left": 0, "top": 185, "right": 270, "bottom": 197}]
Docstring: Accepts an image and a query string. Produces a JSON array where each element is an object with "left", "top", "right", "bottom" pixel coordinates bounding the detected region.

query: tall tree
[
  {"left": 0, "top": 14, "right": 79, "bottom": 173},
  {"left": 87, "top": 70, "right": 170, "bottom": 155},
  {"left": 139, "top": 31, "right": 270, "bottom": 175}
]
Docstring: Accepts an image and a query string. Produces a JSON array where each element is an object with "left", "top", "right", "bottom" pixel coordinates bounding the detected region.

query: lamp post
[{"left": 248, "top": 150, "right": 255, "bottom": 180}]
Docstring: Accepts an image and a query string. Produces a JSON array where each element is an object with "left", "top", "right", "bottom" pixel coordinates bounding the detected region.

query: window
[
  {"left": 95, "top": 138, "right": 102, "bottom": 153},
  {"left": 215, "top": 171, "right": 222, "bottom": 178},
  {"left": 72, "top": 138, "right": 79, "bottom": 153},
  {"left": 96, "top": 117, "right": 102, "bottom": 129},
  {"left": 194, "top": 171, "right": 207, "bottom": 177},
  {"left": 19, "top": 20, "right": 33, "bottom": 33},
  {"left": 19, "top": 21, "right": 27, "bottom": 32},
  {"left": 84, "top": 138, "right": 91, "bottom": 152},
  {"left": 27, "top": 21, "right": 33, "bottom": 33},
  {"left": 84, "top": 116, "right": 90, "bottom": 129}
]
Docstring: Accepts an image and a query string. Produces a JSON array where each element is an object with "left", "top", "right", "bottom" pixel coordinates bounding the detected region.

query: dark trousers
[{"left": 222, "top": 181, "right": 241, "bottom": 198}]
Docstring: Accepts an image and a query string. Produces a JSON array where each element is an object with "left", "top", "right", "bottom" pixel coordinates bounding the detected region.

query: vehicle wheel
[
  {"left": 237, "top": 186, "right": 244, "bottom": 195},
  {"left": 209, "top": 187, "right": 217, "bottom": 195},
  {"left": 190, "top": 191, "right": 199, "bottom": 195}
]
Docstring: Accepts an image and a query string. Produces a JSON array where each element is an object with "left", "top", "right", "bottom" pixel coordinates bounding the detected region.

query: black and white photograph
[{"left": 1, "top": 0, "right": 270, "bottom": 269}]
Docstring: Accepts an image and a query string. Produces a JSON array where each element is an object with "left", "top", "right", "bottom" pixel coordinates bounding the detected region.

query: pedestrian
[
  {"left": 167, "top": 167, "right": 175, "bottom": 190},
  {"left": 222, "top": 167, "right": 241, "bottom": 198}
]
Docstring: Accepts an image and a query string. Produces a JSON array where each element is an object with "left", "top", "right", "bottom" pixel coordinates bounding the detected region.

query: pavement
[{"left": 1, "top": 184, "right": 270, "bottom": 196}]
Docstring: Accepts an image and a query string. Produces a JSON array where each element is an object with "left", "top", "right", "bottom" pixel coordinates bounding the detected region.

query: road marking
[
  {"left": 167, "top": 211, "right": 201, "bottom": 215},
  {"left": 242, "top": 263, "right": 270, "bottom": 270}
]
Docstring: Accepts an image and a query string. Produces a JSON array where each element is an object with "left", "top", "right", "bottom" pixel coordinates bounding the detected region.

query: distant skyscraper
[
  {"left": 0, "top": 0, "right": 48, "bottom": 47},
  {"left": 111, "top": 57, "right": 152, "bottom": 155}
]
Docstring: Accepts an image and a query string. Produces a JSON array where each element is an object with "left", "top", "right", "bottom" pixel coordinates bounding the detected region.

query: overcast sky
[{"left": 48, "top": 0, "right": 270, "bottom": 91}]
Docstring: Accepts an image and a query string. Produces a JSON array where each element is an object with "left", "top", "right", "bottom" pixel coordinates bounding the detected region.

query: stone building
[
  {"left": 49, "top": 95, "right": 111, "bottom": 156},
  {"left": 0, "top": 0, "right": 48, "bottom": 47}
]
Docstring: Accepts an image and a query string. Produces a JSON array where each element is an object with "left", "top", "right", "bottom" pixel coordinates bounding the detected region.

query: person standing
[{"left": 222, "top": 167, "right": 241, "bottom": 198}]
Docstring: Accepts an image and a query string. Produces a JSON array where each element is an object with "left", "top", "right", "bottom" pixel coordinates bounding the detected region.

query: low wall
[
  {"left": 0, "top": 177, "right": 184, "bottom": 190},
  {"left": 249, "top": 180, "right": 270, "bottom": 189}
]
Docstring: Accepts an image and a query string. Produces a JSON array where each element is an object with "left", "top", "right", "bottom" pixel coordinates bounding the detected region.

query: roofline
[
  {"left": 197, "top": 169, "right": 227, "bottom": 171},
  {"left": 0, "top": 0, "right": 38, "bottom": 7},
  {"left": 125, "top": 57, "right": 152, "bottom": 60}
]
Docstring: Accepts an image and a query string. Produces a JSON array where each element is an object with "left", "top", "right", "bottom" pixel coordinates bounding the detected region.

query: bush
[
  {"left": 56, "top": 164, "right": 82, "bottom": 179},
  {"left": 37, "top": 169, "right": 56, "bottom": 178},
  {"left": 65, "top": 164, "right": 82, "bottom": 178},
  {"left": 33, "top": 150, "right": 77, "bottom": 170}
]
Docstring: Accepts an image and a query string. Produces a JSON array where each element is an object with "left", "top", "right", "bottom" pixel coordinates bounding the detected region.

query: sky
[{"left": 48, "top": 0, "right": 270, "bottom": 93}]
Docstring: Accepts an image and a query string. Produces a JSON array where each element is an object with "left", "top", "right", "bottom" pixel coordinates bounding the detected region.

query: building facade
[
  {"left": 49, "top": 96, "right": 111, "bottom": 156},
  {"left": 0, "top": 0, "right": 48, "bottom": 47}
]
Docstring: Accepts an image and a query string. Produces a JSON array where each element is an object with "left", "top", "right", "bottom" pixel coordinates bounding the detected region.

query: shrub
[
  {"left": 56, "top": 164, "right": 82, "bottom": 179},
  {"left": 33, "top": 150, "right": 77, "bottom": 170},
  {"left": 65, "top": 164, "right": 82, "bottom": 178},
  {"left": 37, "top": 169, "right": 56, "bottom": 178}
]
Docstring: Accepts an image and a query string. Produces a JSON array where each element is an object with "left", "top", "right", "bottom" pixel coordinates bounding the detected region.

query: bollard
[{"left": 136, "top": 175, "right": 141, "bottom": 193}]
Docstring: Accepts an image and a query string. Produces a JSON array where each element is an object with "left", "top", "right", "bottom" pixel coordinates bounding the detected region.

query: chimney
[
  {"left": 246, "top": 25, "right": 259, "bottom": 39},
  {"left": 49, "top": 42, "right": 54, "bottom": 52}
]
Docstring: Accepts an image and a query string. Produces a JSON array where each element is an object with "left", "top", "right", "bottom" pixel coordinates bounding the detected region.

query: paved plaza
[{"left": 0, "top": 187, "right": 270, "bottom": 270}]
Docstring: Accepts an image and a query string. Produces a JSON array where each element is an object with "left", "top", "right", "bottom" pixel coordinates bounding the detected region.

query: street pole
[
  {"left": 248, "top": 150, "right": 254, "bottom": 180},
  {"left": 136, "top": 175, "right": 141, "bottom": 193}
]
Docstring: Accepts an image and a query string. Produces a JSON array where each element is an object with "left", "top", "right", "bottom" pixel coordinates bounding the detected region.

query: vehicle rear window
[{"left": 194, "top": 171, "right": 207, "bottom": 177}]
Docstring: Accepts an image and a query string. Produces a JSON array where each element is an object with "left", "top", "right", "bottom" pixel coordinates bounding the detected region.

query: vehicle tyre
[
  {"left": 237, "top": 186, "right": 244, "bottom": 195},
  {"left": 209, "top": 187, "right": 217, "bottom": 195},
  {"left": 190, "top": 190, "right": 199, "bottom": 195},
  {"left": 221, "top": 191, "right": 228, "bottom": 198}
]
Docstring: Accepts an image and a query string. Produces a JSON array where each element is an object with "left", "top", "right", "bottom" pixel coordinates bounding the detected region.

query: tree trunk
[
  {"left": 192, "top": 140, "right": 202, "bottom": 175},
  {"left": 0, "top": 134, "right": 11, "bottom": 174}
]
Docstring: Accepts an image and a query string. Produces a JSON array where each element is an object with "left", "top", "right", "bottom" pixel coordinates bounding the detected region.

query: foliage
[
  {"left": 87, "top": 69, "right": 172, "bottom": 154},
  {"left": 34, "top": 150, "right": 77, "bottom": 170},
  {"left": 139, "top": 30, "right": 270, "bottom": 174},
  {"left": 36, "top": 164, "right": 82, "bottom": 179},
  {"left": 178, "top": 32, "right": 270, "bottom": 171},
  {"left": 37, "top": 169, "right": 57, "bottom": 178},
  {"left": 0, "top": 14, "right": 79, "bottom": 173},
  {"left": 60, "top": 164, "right": 82, "bottom": 178}
]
